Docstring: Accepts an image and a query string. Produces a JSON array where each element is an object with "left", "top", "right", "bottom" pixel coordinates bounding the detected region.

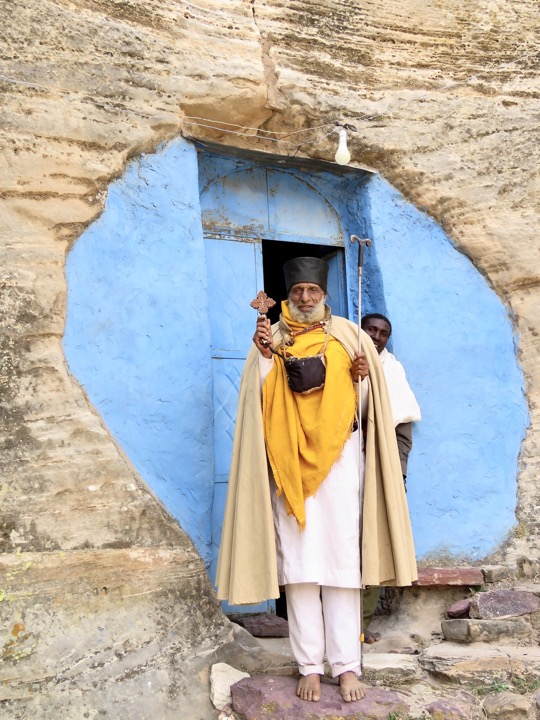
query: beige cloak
[{"left": 216, "top": 315, "right": 417, "bottom": 605}]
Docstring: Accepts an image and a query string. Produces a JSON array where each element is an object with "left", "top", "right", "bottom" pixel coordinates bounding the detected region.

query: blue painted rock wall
[
  {"left": 64, "top": 138, "right": 215, "bottom": 565},
  {"left": 64, "top": 139, "right": 528, "bottom": 568},
  {"left": 363, "top": 176, "right": 528, "bottom": 560}
]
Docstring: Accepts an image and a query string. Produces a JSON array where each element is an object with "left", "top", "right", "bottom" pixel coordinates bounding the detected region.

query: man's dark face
[
  {"left": 362, "top": 318, "right": 391, "bottom": 354},
  {"left": 288, "top": 283, "right": 326, "bottom": 315}
]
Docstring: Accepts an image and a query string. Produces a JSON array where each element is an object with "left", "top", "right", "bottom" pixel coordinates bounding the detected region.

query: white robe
[
  {"left": 259, "top": 356, "right": 367, "bottom": 588},
  {"left": 379, "top": 349, "right": 421, "bottom": 426}
]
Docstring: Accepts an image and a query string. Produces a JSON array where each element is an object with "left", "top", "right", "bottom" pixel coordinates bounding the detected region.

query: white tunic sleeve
[{"left": 258, "top": 354, "right": 274, "bottom": 389}]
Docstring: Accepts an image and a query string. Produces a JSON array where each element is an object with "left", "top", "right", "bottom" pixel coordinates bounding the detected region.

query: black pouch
[{"left": 283, "top": 353, "right": 326, "bottom": 394}]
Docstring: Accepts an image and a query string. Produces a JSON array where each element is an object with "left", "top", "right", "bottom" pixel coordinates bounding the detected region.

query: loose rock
[
  {"left": 425, "top": 698, "right": 472, "bottom": 719},
  {"left": 211, "top": 663, "right": 250, "bottom": 711},
  {"left": 229, "top": 613, "right": 289, "bottom": 638},
  {"left": 447, "top": 598, "right": 472, "bottom": 619},
  {"left": 482, "top": 691, "right": 530, "bottom": 718}
]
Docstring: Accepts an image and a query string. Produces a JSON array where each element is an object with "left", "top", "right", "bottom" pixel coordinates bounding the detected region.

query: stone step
[
  {"left": 469, "top": 588, "right": 540, "bottom": 619},
  {"left": 225, "top": 672, "right": 540, "bottom": 720},
  {"left": 362, "top": 652, "right": 422, "bottom": 685},
  {"left": 441, "top": 617, "right": 537, "bottom": 645},
  {"left": 415, "top": 566, "right": 485, "bottom": 586},
  {"left": 255, "top": 638, "right": 423, "bottom": 687},
  {"left": 419, "top": 642, "right": 540, "bottom": 686},
  {"left": 229, "top": 674, "right": 409, "bottom": 720}
]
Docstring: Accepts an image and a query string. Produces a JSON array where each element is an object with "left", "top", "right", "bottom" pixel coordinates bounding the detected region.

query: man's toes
[
  {"left": 297, "top": 675, "right": 321, "bottom": 702},
  {"left": 339, "top": 673, "right": 366, "bottom": 702}
]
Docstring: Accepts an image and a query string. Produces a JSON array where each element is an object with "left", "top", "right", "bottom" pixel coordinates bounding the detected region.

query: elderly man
[
  {"left": 360, "top": 313, "right": 422, "bottom": 642},
  {"left": 217, "top": 257, "right": 417, "bottom": 703}
]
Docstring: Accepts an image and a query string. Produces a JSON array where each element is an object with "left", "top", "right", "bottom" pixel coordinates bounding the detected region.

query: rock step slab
[
  {"left": 416, "top": 567, "right": 484, "bottom": 586},
  {"left": 363, "top": 652, "right": 423, "bottom": 685},
  {"left": 419, "top": 643, "right": 540, "bottom": 685},
  {"left": 231, "top": 674, "right": 409, "bottom": 720},
  {"left": 229, "top": 612, "right": 289, "bottom": 638},
  {"left": 482, "top": 565, "right": 517, "bottom": 583},
  {"left": 441, "top": 617, "right": 534, "bottom": 645},
  {"left": 470, "top": 589, "right": 540, "bottom": 619}
]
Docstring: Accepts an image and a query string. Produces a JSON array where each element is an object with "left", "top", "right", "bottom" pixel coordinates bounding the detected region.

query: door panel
[
  {"left": 204, "top": 238, "right": 262, "bottom": 355},
  {"left": 204, "top": 236, "right": 270, "bottom": 611},
  {"left": 324, "top": 250, "right": 347, "bottom": 318},
  {"left": 267, "top": 171, "right": 343, "bottom": 244},
  {"left": 212, "top": 357, "right": 244, "bottom": 481}
]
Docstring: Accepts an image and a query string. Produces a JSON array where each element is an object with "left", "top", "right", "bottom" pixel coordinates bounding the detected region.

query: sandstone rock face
[{"left": 1, "top": 0, "right": 540, "bottom": 716}]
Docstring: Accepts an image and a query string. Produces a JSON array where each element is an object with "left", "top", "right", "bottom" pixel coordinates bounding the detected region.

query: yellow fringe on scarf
[{"left": 263, "top": 301, "right": 357, "bottom": 528}]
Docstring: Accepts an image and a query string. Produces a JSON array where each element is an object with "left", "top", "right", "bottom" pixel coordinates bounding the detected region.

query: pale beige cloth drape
[{"left": 216, "top": 316, "right": 417, "bottom": 605}]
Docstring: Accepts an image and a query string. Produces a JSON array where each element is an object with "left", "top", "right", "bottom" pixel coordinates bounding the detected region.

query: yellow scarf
[{"left": 262, "top": 301, "right": 357, "bottom": 528}]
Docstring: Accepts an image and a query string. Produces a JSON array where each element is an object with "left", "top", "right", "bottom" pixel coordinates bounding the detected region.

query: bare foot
[
  {"left": 339, "top": 671, "right": 365, "bottom": 702},
  {"left": 296, "top": 673, "right": 321, "bottom": 702}
]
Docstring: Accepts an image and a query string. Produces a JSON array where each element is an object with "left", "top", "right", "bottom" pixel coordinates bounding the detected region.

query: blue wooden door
[
  {"left": 205, "top": 236, "right": 271, "bottom": 611},
  {"left": 323, "top": 250, "right": 346, "bottom": 318}
]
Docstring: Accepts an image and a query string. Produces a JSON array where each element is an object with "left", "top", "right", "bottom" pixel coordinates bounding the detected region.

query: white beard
[{"left": 288, "top": 297, "right": 327, "bottom": 324}]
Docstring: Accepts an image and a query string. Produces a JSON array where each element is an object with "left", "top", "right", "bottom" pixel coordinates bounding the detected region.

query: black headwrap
[{"left": 283, "top": 257, "right": 329, "bottom": 293}]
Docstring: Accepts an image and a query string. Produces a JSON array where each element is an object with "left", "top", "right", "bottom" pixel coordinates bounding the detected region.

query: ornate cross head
[{"left": 250, "top": 291, "right": 276, "bottom": 315}]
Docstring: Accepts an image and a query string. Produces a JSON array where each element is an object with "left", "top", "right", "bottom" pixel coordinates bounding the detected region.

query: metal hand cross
[{"left": 250, "top": 291, "right": 276, "bottom": 315}]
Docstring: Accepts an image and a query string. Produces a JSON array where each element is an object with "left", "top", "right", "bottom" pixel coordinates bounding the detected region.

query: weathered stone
[
  {"left": 470, "top": 590, "right": 540, "bottom": 620},
  {"left": 362, "top": 653, "right": 422, "bottom": 685},
  {"left": 483, "top": 691, "right": 530, "bottom": 718},
  {"left": 441, "top": 618, "right": 532, "bottom": 645},
  {"left": 214, "top": 624, "right": 295, "bottom": 675},
  {"left": 447, "top": 598, "right": 472, "bottom": 618},
  {"left": 425, "top": 698, "right": 472, "bottom": 719},
  {"left": 231, "top": 675, "right": 409, "bottom": 720},
  {"left": 482, "top": 566, "right": 516, "bottom": 583},
  {"left": 535, "top": 690, "right": 540, "bottom": 720},
  {"left": 416, "top": 568, "right": 484, "bottom": 587},
  {"left": 230, "top": 612, "right": 289, "bottom": 638},
  {"left": 2, "top": 0, "right": 540, "bottom": 717},
  {"left": 419, "top": 643, "right": 540, "bottom": 685},
  {"left": 211, "top": 663, "right": 250, "bottom": 711}
]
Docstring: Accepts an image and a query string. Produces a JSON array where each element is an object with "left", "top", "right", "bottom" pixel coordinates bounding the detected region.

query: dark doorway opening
[{"left": 262, "top": 240, "right": 345, "bottom": 324}]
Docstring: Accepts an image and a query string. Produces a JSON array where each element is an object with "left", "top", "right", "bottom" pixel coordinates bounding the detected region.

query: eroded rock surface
[{"left": 1, "top": 0, "right": 540, "bottom": 716}]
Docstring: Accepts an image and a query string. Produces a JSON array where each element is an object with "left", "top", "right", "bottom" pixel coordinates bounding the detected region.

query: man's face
[
  {"left": 288, "top": 283, "right": 326, "bottom": 315},
  {"left": 362, "top": 317, "right": 391, "bottom": 354}
]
